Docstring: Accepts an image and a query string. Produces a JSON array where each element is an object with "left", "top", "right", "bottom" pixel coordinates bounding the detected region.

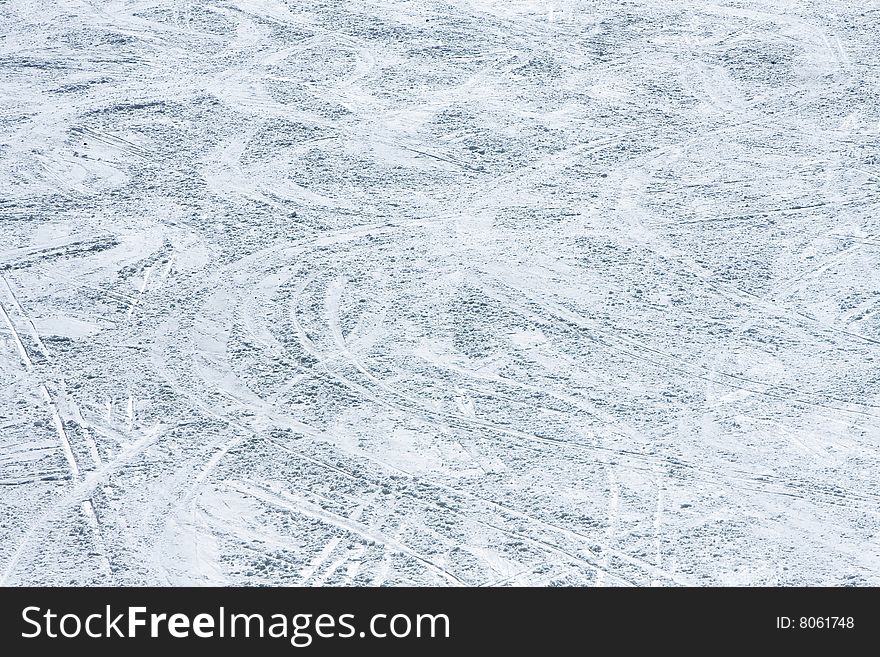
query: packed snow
[{"left": 1, "top": 0, "right": 879, "bottom": 585}]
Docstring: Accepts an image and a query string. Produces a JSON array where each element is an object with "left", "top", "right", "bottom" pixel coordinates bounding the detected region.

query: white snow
[{"left": 1, "top": 0, "right": 879, "bottom": 586}]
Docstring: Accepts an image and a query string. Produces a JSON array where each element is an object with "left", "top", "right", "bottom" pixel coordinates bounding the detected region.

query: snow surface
[{"left": 1, "top": 0, "right": 879, "bottom": 586}]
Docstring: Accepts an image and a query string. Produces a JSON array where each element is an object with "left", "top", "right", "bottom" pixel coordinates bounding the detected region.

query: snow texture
[{"left": 1, "top": 0, "right": 879, "bottom": 586}]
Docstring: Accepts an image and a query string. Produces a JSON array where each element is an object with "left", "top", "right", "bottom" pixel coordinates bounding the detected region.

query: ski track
[{"left": 1, "top": 0, "right": 879, "bottom": 586}]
